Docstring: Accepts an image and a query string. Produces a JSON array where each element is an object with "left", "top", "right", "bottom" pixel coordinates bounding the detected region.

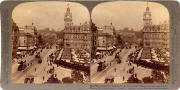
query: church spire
[
  {"left": 143, "top": 1, "right": 152, "bottom": 26},
  {"left": 64, "top": 3, "right": 73, "bottom": 27}
]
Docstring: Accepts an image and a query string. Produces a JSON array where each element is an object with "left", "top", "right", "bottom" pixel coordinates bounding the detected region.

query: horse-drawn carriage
[
  {"left": 104, "top": 76, "right": 114, "bottom": 83},
  {"left": 115, "top": 53, "right": 122, "bottom": 64},
  {"left": 18, "top": 61, "right": 27, "bottom": 71},
  {"left": 35, "top": 53, "right": 42, "bottom": 64},
  {"left": 24, "top": 74, "right": 35, "bottom": 83},
  {"left": 97, "top": 61, "right": 107, "bottom": 71}
]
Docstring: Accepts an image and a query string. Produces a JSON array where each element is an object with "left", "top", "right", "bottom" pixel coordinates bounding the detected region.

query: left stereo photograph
[{"left": 11, "top": 1, "right": 91, "bottom": 84}]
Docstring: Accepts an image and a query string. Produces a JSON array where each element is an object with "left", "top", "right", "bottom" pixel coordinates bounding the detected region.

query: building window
[{"left": 66, "top": 44, "right": 70, "bottom": 47}]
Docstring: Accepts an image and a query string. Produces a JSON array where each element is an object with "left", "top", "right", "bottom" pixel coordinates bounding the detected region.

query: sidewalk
[{"left": 11, "top": 61, "right": 18, "bottom": 74}]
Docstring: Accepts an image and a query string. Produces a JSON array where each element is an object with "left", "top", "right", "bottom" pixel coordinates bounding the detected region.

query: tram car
[
  {"left": 18, "top": 61, "right": 27, "bottom": 71},
  {"left": 115, "top": 53, "right": 122, "bottom": 64},
  {"left": 35, "top": 53, "right": 42, "bottom": 64}
]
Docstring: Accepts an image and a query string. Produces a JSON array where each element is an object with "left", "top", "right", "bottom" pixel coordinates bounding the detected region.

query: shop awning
[
  {"left": 97, "top": 46, "right": 114, "bottom": 51},
  {"left": 18, "top": 47, "right": 27, "bottom": 50},
  {"left": 97, "top": 47, "right": 107, "bottom": 50},
  {"left": 96, "top": 52, "right": 101, "bottom": 55},
  {"left": 17, "top": 52, "right": 21, "bottom": 54},
  {"left": 113, "top": 46, "right": 116, "bottom": 48}
]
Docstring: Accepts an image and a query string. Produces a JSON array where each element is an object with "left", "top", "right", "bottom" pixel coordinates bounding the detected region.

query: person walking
[
  {"left": 43, "top": 76, "right": 45, "bottom": 81},
  {"left": 123, "top": 76, "right": 125, "bottom": 81},
  {"left": 114, "top": 68, "right": 116, "bottom": 72},
  {"left": 135, "top": 73, "right": 137, "bottom": 78}
]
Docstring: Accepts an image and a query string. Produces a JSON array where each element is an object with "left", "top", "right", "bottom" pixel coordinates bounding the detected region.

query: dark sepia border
[{"left": 1, "top": 0, "right": 180, "bottom": 90}]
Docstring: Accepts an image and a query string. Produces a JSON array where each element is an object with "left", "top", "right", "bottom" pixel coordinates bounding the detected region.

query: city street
[
  {"left": 11, "top": 46, "right": 72, "bottom": 83},
  {"left": 91, "top": 46, "right": 152, "bottom": 83}
]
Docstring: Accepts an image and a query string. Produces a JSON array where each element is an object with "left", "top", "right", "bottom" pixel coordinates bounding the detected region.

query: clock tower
[
  {"left": 64, "top": 3, "right": 73, "bottom": 27},
  {"left": 143, "top": 5, "right": 152, "bottom": 26}
]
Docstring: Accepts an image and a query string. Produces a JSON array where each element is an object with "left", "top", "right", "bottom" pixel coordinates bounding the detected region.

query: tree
[
  {"left": 44, "top": 27, "right": 50, "bottom": 31},
  {"left": 51, "top": 28, "right": 55, "bottom": 32},
  {"left": 56, "top": 30, "right": 64, "bottom": 39},
  {"left": 123, "top": 27, "right": 129, "bottom": 31},
  {"left": 135, "top": 31, "right": 142, "bottom": 38}
]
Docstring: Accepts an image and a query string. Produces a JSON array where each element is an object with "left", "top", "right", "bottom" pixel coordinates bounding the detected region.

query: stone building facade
[
  {"left": 18, "top": 23, "right": 38, "bottom": 53},
  {"left": 142, "top": 6, "right": 169, "bottom": 49},
  {"left": 63, "top": 23, "right": 91, "bottom": 50},
  {"left": 97, "top": 32, "right": 114, "bottom": 51},
  {"left": 12, "top": 19, "right": 19, "bottom": 58},
  {"left": 96, "top": 23, "right": 116, "bottom": 51},
  {"left": 63, "top": 5, "right": 91, "bottom": 51}
]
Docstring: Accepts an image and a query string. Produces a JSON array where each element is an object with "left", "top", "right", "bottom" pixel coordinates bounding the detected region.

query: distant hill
[{"left": 37, "top": 28, "right": 63, "bottom": 45}]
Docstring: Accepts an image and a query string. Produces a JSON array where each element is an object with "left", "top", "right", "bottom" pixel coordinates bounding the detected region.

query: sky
[
  {"left": 91, "top": 1, "right": 169, "bottom": 31},
  {"left": 12, "top": 1, "right": 90, "bottom": 31},
  {"left": 12, "top": 1, "right": 169, "bottom": 31}
]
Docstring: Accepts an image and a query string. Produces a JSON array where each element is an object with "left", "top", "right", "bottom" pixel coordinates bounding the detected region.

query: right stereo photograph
[{"left": 91, "top": 1, "right": 170, "bottom": 84}]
